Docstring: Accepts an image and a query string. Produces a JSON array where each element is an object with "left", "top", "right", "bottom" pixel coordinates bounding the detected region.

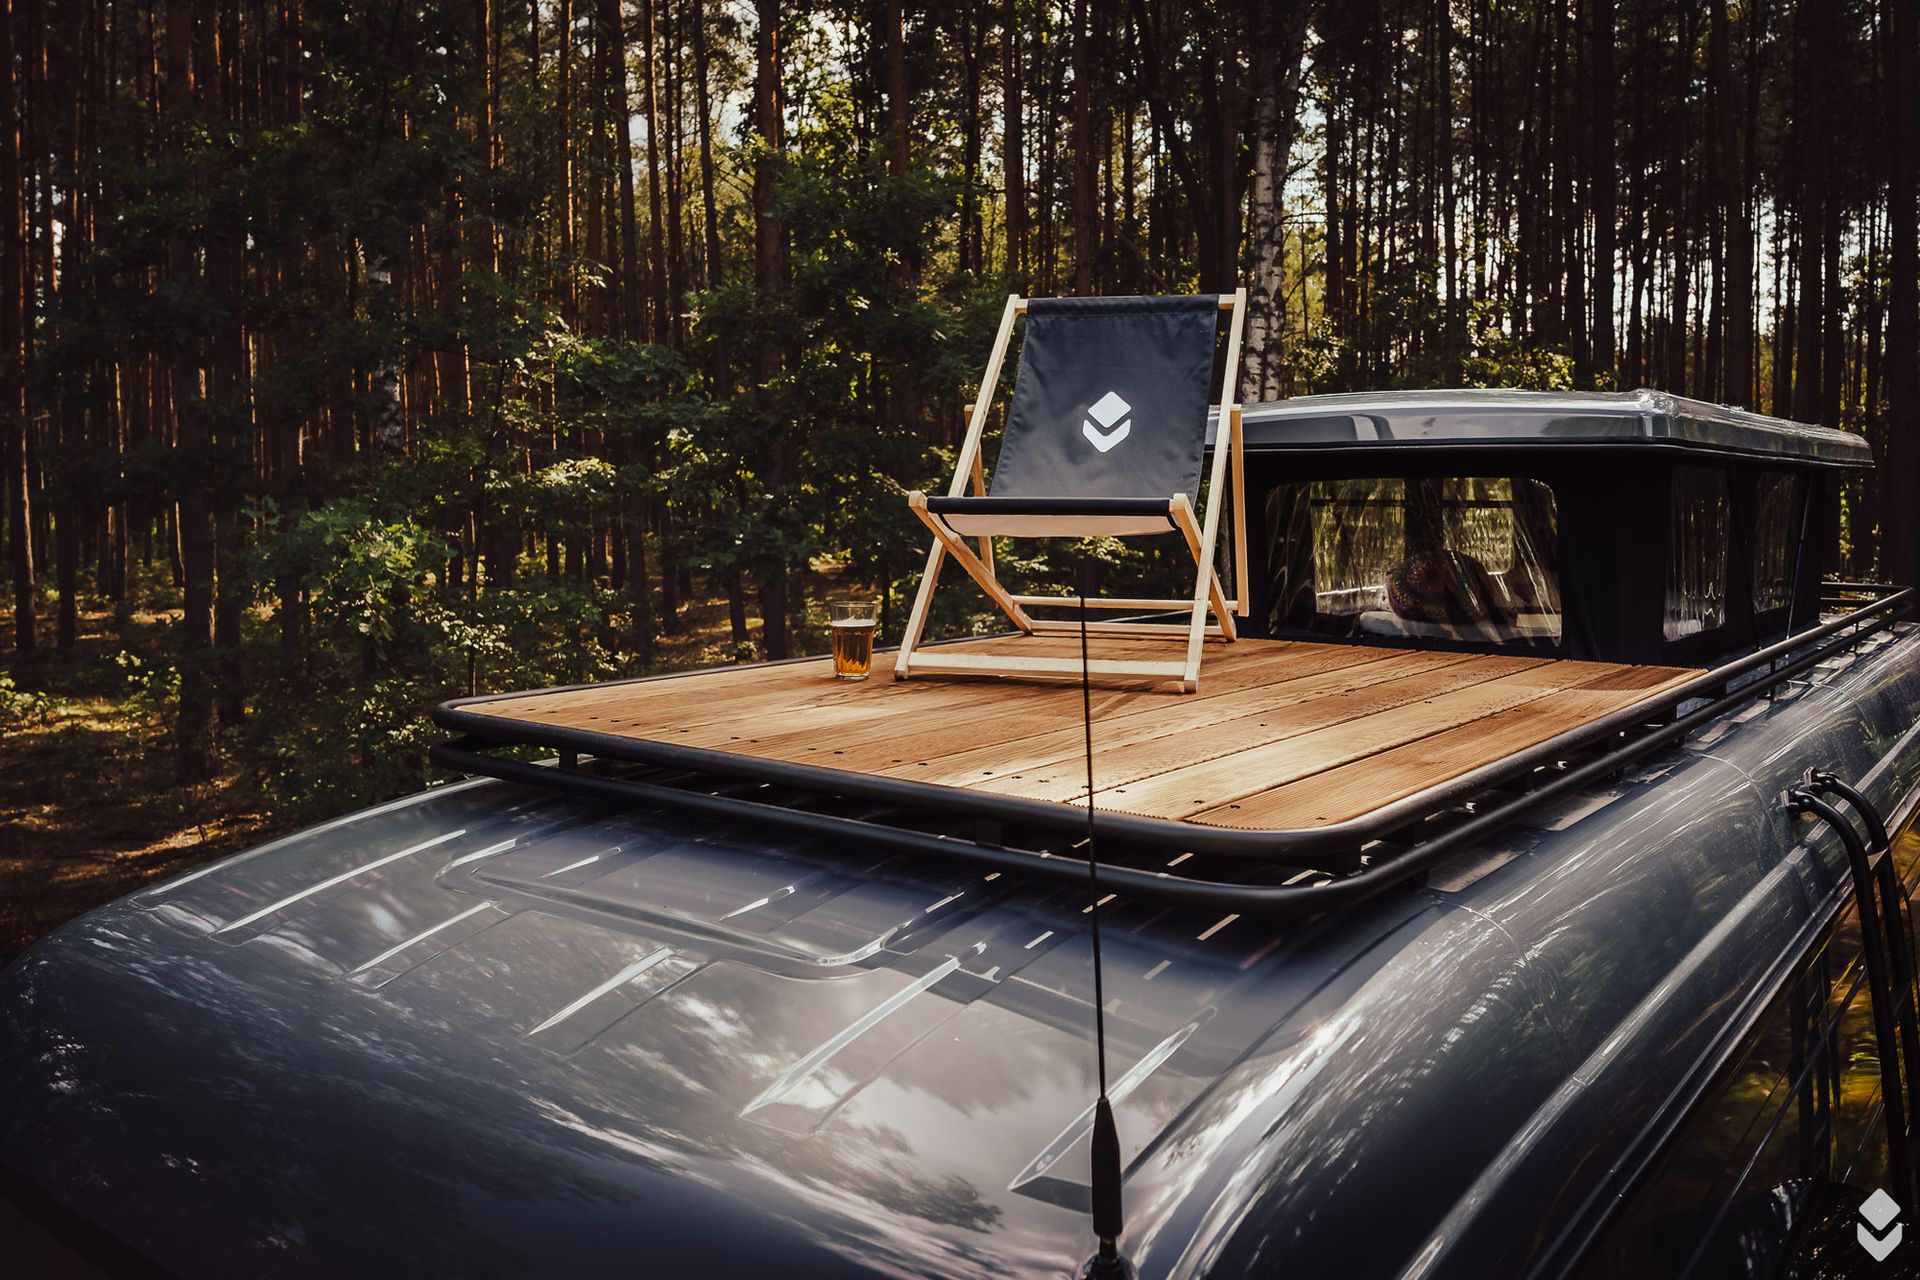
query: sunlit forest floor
[
  {"left": 0, "top": 601, "right": 283, "bottom": 963},
  {"left": 0, "top": 572, "right": 874, "bottom": 965}
]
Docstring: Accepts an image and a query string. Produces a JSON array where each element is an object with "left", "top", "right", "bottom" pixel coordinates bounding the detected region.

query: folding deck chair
[{"left": 896, "top": 290, "right": 1248, "bottom": 693}]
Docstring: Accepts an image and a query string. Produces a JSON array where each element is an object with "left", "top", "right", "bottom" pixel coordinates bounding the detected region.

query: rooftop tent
[
  {"left": 898, "top": 291, "right": 1248, "bottom": 692},
  {"left": 1230, "top": 389, "right": 1874, "bottom": 666}
]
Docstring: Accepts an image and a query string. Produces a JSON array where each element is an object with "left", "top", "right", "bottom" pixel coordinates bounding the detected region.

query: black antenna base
[{"left": 1079, "top": 1245, "right": 1138, "bottom": 1280}]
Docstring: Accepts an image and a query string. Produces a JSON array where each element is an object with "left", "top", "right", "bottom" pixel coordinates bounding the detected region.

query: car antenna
[{"left": 1078, "top": 588, "right": 1136, "bottom": 1280}]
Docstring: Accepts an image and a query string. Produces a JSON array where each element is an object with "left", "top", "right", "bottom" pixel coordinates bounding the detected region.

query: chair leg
[
  {"left": 1169, "top": 497, "right": 1238, "bottom": 641},
  {"left": 902, "top": 495, "right": 1036, "bottom": 673},
  {"left": 1179, "top": 594, "right": 1207, "bottom": 692},
  {"left": 895, "top": 537, "right": 947, "bottom": 679}
]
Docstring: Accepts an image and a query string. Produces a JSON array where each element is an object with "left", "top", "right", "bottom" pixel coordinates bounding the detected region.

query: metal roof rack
[{"left": 431, "top": 587, "right": 1911, "bottom": 919}]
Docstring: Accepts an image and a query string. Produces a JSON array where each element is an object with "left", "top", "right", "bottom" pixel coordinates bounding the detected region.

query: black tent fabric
[{"left": 983, "top": 295, "right": 1219, "bottom": 506}]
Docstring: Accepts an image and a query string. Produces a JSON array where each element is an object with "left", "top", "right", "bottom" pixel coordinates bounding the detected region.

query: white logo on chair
[{"left": 1082, "top": 390, "right": 1132, "bottom": 453}]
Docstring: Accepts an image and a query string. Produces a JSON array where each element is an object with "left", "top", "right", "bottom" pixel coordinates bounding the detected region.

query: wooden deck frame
[
  {"left": 896, "top": 290, "right": 1249, "bottom": 694},
  {"left": 434, "top": 591, "right": 1913, "bottom": 912},
  {"left": 438, "top": 635, "right": 1703, "bottom": 837}
]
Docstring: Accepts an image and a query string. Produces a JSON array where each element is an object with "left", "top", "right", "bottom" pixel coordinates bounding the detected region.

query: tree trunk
[
  {"left": 604, "top": 0, "right": 642, "bottom": 340},
  {"left": 640, "top": 0, "right": 667, "bottom": 342},
  {"left": 881, "top": 0, "right": 909, "bottom": 185},
  {"left": 958, "top": 0, "right": 981, "bottom": 275},
  {"left": 1243, "top": 0, "right": 1310, "bottom": 400},
  {"left": 559, "top": 0, "right": 577, "bottom": 317},
  {"left": 1887, "top": 0, "right": 1920, "bottom": 585},
  {"left": 752, "top": 0, "right": 789, "bottom": 659},
  {"left": 1590, "top": 0, "right": 1617, "bottom": 384},
  {"left": 1709, "top": 0, "right": 1751, "bottom": 405},
  {"left": 692, "top": 0, "right": 721, "bottom": 286},
  {"left": 1792, "top": 0, "right": 1825, "bottom": 424},
  {"left": 1324, "top": 102, "right": 1347, "bottom": 368},
  {"left": 1068, "top": 0, "right": 1094, "bottom": 292},
  {"left": 165, "top": 0, "right": 213, "bottom": 779},
  {"left": 210, "top": 0, "right": 245, "bottom": 725},
  {"left": 2, "top": 0, "right": 32, "bottom": 653},
  {"left": 1002, "top": 0, "right": 1023, "bottom": 279},
  {"left": 727, "top": 564, "right": 748, "bottom": 646},
  {"left": 662, "top": 0, "right": 686, "bottom": 347}
]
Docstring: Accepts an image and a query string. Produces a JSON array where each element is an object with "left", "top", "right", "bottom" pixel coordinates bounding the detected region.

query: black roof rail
[{"left": 430, "top": 587, "right": 1912, "bottom": 918}]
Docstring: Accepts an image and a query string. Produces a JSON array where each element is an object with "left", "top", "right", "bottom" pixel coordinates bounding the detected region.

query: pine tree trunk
[
  {"left": 881, "top": 0, "right": 909, "bottom": 187},
  {"left": 2, "top": 0, "right": 33, "bottom": 652},
  {"left": 1709, "top": 0, "right": 1751, "bottom": 405},
  {"left": 210, "top": 0, "right": 245, "bottom": 725},
  {"left": 1069, "top": 0, "right": 1094, "bottom": 292},
  {"left": 752, "top": 0, "right": 788, "bottom": 659},
  {"left": 693, "top": 0, "right": 721, "bottom": 286},
  {"left": 604, "top": 0, "right": 642, "bottom": 341},
  {"left": 165, "top": 0, "right": 213, "bottom": 779},
  {"left": 1243, "top": 0, "right": 1310, "bottom": 400},
  {"left": 640, "top": 0, "right": 667, "bottom": 342},
  {"left": 1792, "top": 0, "right": 1825, "bottom": 423},
  {"left": 663, "top": 0, "right": 686, "bottom": 346},
  {"left": 1324, "top": 104, "right": 1347, "bottom": 369},
  {"left": 958, "top": 0, "right": 981, "bottom": 276},
  {"left": 559, "top": 0, "right": 577, "bottom": 318},
  {"left": 1887, "top": 0, "right": 1920, "bottom": 585},
  {"left": 1002, "top": 0, "right": 1023, "bottom": 280}
]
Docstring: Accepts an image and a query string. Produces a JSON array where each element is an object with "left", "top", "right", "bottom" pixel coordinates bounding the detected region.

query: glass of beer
[{"left": 829, "top": 600, "right": 879, "bottom": 680}]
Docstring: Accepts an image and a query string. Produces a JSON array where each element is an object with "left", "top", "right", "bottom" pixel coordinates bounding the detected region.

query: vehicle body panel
[{"left": 6, "top": 622, "right": 1918, "bottom": 1277}]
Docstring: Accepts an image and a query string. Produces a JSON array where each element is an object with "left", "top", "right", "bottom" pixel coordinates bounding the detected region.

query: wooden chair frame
[{"left": 895, "top": 289, "right": 1248, "bottom": 693}]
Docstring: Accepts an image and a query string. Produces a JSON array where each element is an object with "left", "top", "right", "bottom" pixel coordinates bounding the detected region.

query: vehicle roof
[
  {"left": 1229, "top": 387, "right": 1872, "bottom": 468},
  {"left": 2, "top": 625, "right": 1917, "bottom": 1278}
]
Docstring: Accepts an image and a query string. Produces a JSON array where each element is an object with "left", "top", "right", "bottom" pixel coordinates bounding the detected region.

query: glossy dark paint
[{"left": 4, "top": 625, "right": 1919, "bottom": 1279}]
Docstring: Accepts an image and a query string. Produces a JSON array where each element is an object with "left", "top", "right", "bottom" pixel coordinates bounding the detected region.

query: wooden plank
[
  {"left": 905, "top": 652, "right": 1188, "bottom": 679},
  {"left": 474, "top": 635, "right": 1095, "bottom": 729},
  {"left": 887, "top": 649, "right": 1476, "bottom": 787},
  {"left": 1014, "top": 296, "right": 1239, "bottom": 313},
  {"left": 962, "top": 653, "right": 1550, "bottom": 804},
  {"left": 1026, "top": 620, "right": 1230, "bottom": 639},
  {"left": 450, "top": 632, "right": 1697, "bottom": 836},
  {"left": 474, "top": 652, "right": 891, "bottom": 720},
  {"left": 1196, "top": 664, "right": 1699, "bottom": 830},
  {"left": 875, "top": 646, "right": 1426, "bottom": 763},
  {"left": 779, "top": 642, "right": 1410, "bottom": 774},
  {"left": 470, "top": 634, "right": 1241, "bottom": 740},
  {"left": 1070, "top": 659, "right": 1635, "bottom": 819}
]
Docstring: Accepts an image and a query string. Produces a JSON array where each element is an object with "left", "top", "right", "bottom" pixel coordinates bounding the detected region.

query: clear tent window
[{"left": 1266, "top": 477, "right": 1562, "bottom": 648}]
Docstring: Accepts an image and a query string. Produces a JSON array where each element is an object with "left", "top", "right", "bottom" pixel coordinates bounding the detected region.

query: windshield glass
[{"left": 1266, "top": 477, "right": 1562, "bottom": 647}]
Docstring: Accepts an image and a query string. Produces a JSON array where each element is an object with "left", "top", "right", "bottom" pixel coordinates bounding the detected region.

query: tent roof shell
[{"left": 1226, "top": 387, "right": 1871, "bottom": 467}]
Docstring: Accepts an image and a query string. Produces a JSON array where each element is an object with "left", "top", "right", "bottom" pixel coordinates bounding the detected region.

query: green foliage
[
  {"left": 0, "top": 674, "right": 54, "bottom": 732},
  {"left": 1458, "top": 302, "right": 1577, "bottom": 391},
  {"left": 256, "top": 502, "right": 443, "bottom": 651}
]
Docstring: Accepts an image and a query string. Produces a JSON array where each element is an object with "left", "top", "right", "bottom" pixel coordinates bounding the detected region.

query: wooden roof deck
[{"left": 452, "top": 635, "right": 1696, "bottom": 833}]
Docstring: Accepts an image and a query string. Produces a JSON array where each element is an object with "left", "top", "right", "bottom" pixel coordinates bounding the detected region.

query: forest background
[{"left": 4, "top": 0, "right": 1919, "bottom": 952}]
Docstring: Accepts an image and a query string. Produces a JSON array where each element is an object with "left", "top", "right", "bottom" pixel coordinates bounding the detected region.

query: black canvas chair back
[
  {"left": 900, "top": 290, "right": 1247, "bottom": 692},
  {"left": 978, "top": 297, "right": 1220, "bottom": 519}
]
